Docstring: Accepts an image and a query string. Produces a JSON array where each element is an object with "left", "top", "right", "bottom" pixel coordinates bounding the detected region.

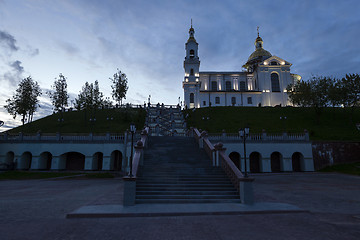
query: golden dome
[{"left": 247, "top": 48, "right": 272, "bottom": 62}]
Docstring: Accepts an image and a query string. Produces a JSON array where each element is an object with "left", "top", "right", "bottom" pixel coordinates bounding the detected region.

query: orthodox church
[{"left": 183, "top": 24, "right": 301, "bottom": 108}]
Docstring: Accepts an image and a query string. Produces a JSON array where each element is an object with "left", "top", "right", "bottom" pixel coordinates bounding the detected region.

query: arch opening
[
  {"left": 229, "top": 152, "right": 240, "bottom": 169},
  {"left": 65, "top": 152, "right": 85, "bottom": 171},
  {"left": 250, "top": 152, "right": 261, "bottom": 173},
  {"left": 20, "top": 152, "right": 32, "bottom": 170},
  {"left": 111, "top": 150, "right": 123, "bottom": 171},
  {"left": 3, "top": 151, "right": 15, "bottom": 169},
  {"left": 270, "top": 151, "right": 282, "bottom": 172},
  {"left": 93, "top": 152, "right": 103, "bottom": 170},
  {"left": 39, "top": 152, "right": 52, "bottom": 170},
  {"left": 292, "top": 152, "right": 304, "bottom": 172}
]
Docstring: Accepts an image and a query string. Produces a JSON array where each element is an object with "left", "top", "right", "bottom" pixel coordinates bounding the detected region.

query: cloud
[
  {"left": 57, "top": 41, "right": 80, "bottom": 56},
  {"left": 28, "top": 47, "right": 39, "bottom": 57},
  {"left": 0, "top": 30, "right": 18, "bottom": 52},
  {"left": 10, "top": 60, "right": 24, "bottom": 73}
]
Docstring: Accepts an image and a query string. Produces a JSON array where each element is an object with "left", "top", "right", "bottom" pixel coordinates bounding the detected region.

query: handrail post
[
  {"left": 262, "top": 129, "right": 267, "bottom": 141},
  {"left": 135, "top": 140, "right": 145, "bottom": 166},
  {"left": 239, "top": 177, "right": 255, "bottom": 205},
  {"left": 304, "top": 129, "right": 309, "bottom": 141},
  {"left": 214, "top": 142, "right": 225, "bottom": 167},
  {"left": 123, "top": 176, "right": 136, "bottom": 206},
  {"left": 199, "top": 131, "right": 207, "bottom": 149}
]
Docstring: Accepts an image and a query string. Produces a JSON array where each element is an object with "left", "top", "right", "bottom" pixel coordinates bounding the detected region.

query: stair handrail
[
  {"left": 203, "top": 134, "right": 216, "bottom": 164},
  {"left": 215, "top": 143, "right": 244, "bottom": 191},
  {"left": 215, "top": 143, "right": 255, "bottom": 204},
  {"left": 194, "top": 128, "right": 201, "bottom": 144},
  {"left": 123, "top": 127, "right": 149, "bottom": 206},
  {"left": 131, "top": 127, "right": 149, "bottom": 176}
]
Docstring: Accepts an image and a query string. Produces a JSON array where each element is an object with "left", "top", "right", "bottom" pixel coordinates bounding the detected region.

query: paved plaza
[{"left": 0, "top": 172, "right": 359, "bottom": 239}]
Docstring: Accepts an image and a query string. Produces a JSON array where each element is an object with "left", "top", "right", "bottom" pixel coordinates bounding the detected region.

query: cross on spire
[{"left": 257, "top": 26, "right": 259, "bottom": 37}]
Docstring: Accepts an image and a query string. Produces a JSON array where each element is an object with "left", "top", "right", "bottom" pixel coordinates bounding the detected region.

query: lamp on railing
[
  {"left": 0, "top": 120, "right": 4, "bottom": 127},
  {"left": 240, "top": 127, "right": 250, "bottom": 178},
  {"left": 129, "top": 123, "right": 136, "bottom": 177}
]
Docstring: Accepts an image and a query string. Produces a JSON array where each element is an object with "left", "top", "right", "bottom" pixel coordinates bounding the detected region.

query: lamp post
[
  {"left": 107, "top": 117, "right": 113, "bottom": 132},
  {"left": 57, "top": 118, "right": 64, "bottom": 133},
  {"left": 240, "top": 127, "right": 250, "bottom": 178},
  {"left": 129, "top": 123, "right": 136, "bottom": 177},
  {"left": 280, "top": 116, "right": 287, "bottom": 132},
  {"left": 0, "top": 120, "right": 4, "bottom": 127},
  {"left": 89, "top": 118, "right": 96, "bottom": 132}
]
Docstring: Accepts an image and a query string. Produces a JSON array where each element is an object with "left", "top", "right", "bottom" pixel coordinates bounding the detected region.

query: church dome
[
  {"left": 247, "top": 48, "right": 272, "bottom": 62},
  {"left": 246, "top": 28, "right": 272, "bottom": 64}
]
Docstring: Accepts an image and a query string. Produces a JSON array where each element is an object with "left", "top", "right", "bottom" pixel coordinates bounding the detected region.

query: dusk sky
[{"left": 0, "top": 0, "right": 359, "bottom": 131}]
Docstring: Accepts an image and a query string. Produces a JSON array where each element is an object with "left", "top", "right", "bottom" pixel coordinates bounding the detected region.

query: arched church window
[
  {"left": 271, "top": 73, "right": 280, "bottom": 92},
  {"left": 211, "top": 81, "right": 217, "bottom": 91},
  {"left": 190, "top": 69, "right": 194, "bottom": 76},
  {"left": 190, "top": 49, "right": 195, "bottom": 59},
  {"left": 225, "top": 81, "right": 231, "bottom": 91},
  {"left": 215, "top": 97, "right": 220, "bottom": 104},
  {"left": 190, "top": 93, "right": 194, "bottom": 103}
]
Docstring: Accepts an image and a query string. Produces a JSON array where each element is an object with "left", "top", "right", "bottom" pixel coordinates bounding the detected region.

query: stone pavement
[{"left": 1, "top": 173, "right": 360, "bottom": 239}]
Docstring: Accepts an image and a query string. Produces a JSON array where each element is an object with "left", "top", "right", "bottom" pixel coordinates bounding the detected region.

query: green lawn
[
  {"left": 184, "top": 107, "right": 360, "bottom": 141},
  {"left": 319, "top": 162, "right": 360, "bottom": 176},
  {"left": 7, "top": 108, "right": 146, "bottom": 134},
  {"left": 0, "top": 171, "right": 116, "bottom": 180},
  {"left": 0, "top": 171, "right": 81, "bottom": 180}
]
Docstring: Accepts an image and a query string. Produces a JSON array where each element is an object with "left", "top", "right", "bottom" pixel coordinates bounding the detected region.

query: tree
[
  {"left": 47, "top": 73, "right": 69, "bottom": 112},
  {"left": 5, "top": 76, "right": 42, "bottom": 124},
  {"left": 110, "top": 69, "right": 128, "bottom": 106},
  {"left": 339, "top": 73, "right": 360, "bottom": 108},
  {"left": 287, "top": 76, "right": 333, "bottom": 109},
  {"left": 75, "top": 80, "right": 104, "bottom": 111}
]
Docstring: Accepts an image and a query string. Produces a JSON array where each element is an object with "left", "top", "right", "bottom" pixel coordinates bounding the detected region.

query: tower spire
[
  {"left": 191, "top": 18, "right": 193, "bottom": 28},
  {"left": 257, "top": 26, "right": 259, "bottom": 37}
]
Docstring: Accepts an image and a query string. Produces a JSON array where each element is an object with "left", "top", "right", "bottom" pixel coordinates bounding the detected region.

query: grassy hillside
[
  {"left": 184, "top": 107, "right": 360, "bottom": 141},
  {"left": 7, "top": 108, "right": 146, "bottom": 134}
]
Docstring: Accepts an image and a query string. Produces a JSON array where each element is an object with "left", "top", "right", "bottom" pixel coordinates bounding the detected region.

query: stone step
[
  {"left": 136, "top": 178, "right": 229, "bottom": 185},
  {"left": 136, "top": 183, "right": 234, "bottom": 188},
  {"left": 136, "top": 195, "right": 239, "bottom": 200},
  {"left": 135, "top": 199, "right": 241, "bottom": 204},
  {"left": 137, "top": 176, "right": 229, "bottom": 180},
  {"left": 136, "top": 190, "right": 238, "bottom": 195},
  {"left": 136, "top": 186, "right": 236, "bottom": 191}
]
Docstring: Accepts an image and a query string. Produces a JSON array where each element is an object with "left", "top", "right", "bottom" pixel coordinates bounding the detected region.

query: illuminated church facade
[{"left": 183, "top": 25, "right": 301, "bottom": 108}]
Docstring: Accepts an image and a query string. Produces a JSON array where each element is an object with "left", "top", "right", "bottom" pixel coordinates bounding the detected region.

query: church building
[{"left": 183, "top": 24, "right": 301, "bottom": 108}]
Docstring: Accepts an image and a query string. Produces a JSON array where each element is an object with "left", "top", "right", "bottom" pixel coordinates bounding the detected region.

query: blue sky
[{"left": 0, "top": 0, "right": 359, "bottom": 131}]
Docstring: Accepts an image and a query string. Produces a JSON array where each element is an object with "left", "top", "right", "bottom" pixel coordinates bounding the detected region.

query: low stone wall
[{"left": 312, "top": 142, "right": 360, "bottom": 170}]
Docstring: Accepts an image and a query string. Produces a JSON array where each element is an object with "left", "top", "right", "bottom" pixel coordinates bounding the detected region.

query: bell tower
[{"left": 183, "top": 20, "right": 200, "bottom": 108}]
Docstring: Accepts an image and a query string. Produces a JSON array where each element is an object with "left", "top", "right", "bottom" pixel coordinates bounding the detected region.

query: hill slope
[
  {"left": 7, "top": 108, "right": 146, "bottom": 134},
  {"left": 184, "top": 107, "right": 360, "bottom": 141}
]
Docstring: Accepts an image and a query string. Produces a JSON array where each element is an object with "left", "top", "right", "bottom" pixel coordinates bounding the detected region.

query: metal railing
[
  {"left": 207, "top": 131, "right": 309, "bottom": 142},
  {"left": 0, "top": 132, "right": 125, "bottom": 143}
]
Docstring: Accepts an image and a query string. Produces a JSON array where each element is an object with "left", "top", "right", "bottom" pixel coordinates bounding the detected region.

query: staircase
[
  {"left": 146, "top": 106, "right": 187, "bottom": 136},
  {"left": 136, "top": 136, "right": 240, "bottom": 204}
]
